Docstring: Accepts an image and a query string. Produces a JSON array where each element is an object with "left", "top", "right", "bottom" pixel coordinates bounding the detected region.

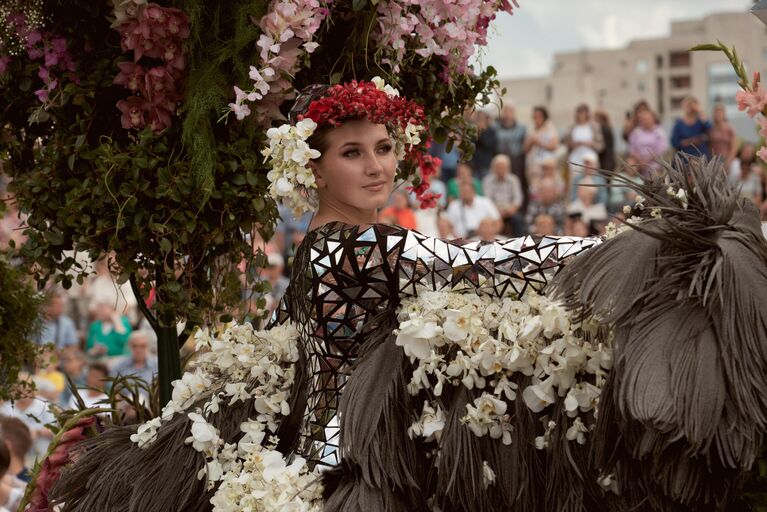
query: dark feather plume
[{"left": 548, "top": 155, "right": 767, "bottom": 510}]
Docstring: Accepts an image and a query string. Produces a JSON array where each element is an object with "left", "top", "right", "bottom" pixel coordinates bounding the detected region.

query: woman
[
  {"left": 710, "top": 103, "right": 737, "bottom": 166},
  {"left": 524, "top": 105, "right": 559, "bottom": 189},
  {"left": 627, "top": 104, "right": 668, "bottom": 178},
  {"left": 564, "top": 104, "right": 604, "bottom": 177},
  {"left": 53, "top": 80, "right": 767, "bottom": 512},
  {"left": 671, "top": 96, "right": 712, "bottom": 158}
]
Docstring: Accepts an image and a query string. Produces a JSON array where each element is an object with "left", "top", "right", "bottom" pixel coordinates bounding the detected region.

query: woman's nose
[{"left": 365, "top": 151, "right": 384, "bottom": 174}]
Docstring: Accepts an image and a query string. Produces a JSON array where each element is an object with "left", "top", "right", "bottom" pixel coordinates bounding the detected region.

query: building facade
[{"left": 499, "top": 11, "right": 767, "bottom": 146}]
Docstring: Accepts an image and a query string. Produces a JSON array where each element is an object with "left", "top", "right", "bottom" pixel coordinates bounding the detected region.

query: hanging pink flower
[
  {"left": 117, "top": 95, "right": 150, "bottom": 129},
  {"left": 143, "top": 65, "right": 174, "bottom": 99},
  {"left": 147, "top": 104, "right": 173, "bottom": 132},
  {"left": 161, "top": 41, "right": 186, "bottom": 73},
  {"left": 113, "top": 61, "right": 146, "bottom": 92}
]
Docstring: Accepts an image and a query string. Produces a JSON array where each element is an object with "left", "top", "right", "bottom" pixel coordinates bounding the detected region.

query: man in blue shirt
[
  {"left": 671, "top": 96, "right": 712, "bottom": 158},
  {"left": 111, "top": 331, "right": 158, "bottom": 385}
]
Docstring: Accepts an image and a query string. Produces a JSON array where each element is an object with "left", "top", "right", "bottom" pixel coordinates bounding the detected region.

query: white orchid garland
[
  {"left": 262, "top": 76, "right": 426, "bottom": 218},
  {"left": 129, "top": 321, "right": 323, "bottom": 511},
  {"left": 396, "top": 288, "right": 613, "bottom": 450}
]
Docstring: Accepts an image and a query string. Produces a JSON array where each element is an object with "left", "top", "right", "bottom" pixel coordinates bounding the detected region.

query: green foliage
[
  {"left": 179, "top": 0, "right": 268, "bottom": 203},
  {"left": 2, "top": 1, "right": 277, "bottom": 330},
  {"left": 0, "top": 255, "right": 44, "bottom": 401}
]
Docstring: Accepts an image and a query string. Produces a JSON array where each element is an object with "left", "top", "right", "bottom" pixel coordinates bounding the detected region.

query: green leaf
[
  {"left": 68, "top": 154, "right": 76, "bottom": 171},
  {"left": 352, "top": 0, "right": 368, "bottom": 10},
  {"left": 689, "top": 43, "right": 721, "bottom": 52},
  {"left": 160, "top": 238, "right": 172, "bottom": 254}
]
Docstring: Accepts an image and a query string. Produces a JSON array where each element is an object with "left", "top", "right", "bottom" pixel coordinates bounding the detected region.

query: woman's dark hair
[
  {"left": 533, "top": 106, "right": 549, "bottom": 122},
  {"left": 0, "top": 416, "right": 32, "bottom": 460},
  {"left": 593, "top": 110, "right": 610, "bottom": 125},
  {"left": 738, "top": 142, "right": 756, "bottom": 166},
  {"left": 0, "top": 436, "right": 10, "bottom": 475}
]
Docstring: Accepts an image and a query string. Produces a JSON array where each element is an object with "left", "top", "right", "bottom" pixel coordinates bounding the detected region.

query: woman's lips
[{"left": 363, "top": 182, "right": 385, "bottom": 192}]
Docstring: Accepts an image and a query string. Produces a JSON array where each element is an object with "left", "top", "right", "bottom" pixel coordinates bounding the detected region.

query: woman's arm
[{"left": 370, "top": 224, "right": 600, "bottom": 299}]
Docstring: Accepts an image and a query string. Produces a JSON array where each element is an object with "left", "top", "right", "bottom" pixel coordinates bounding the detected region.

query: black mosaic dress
[{"left": 273, "top": 221, "right": 599, "bottom": 467}]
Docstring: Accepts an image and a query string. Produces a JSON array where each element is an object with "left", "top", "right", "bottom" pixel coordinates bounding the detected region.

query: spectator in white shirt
[
  {"left": 445, "top": 180, "right": 501, "bottom": 238},
  {"left": 481, "top": 154, "right": 525, "bottom": 236}
]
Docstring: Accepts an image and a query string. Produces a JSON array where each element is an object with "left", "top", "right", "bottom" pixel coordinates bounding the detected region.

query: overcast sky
[{"left": 480, "top": 0, "right": 753, "bottom": 80}]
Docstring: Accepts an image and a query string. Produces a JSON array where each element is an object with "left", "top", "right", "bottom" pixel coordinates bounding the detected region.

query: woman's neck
[{"left": 310, "top": 202, "right": 377, "bottom": 229}]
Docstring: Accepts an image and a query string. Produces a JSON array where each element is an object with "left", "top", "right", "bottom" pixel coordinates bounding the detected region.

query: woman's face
[
  {"left": 637, "top": 109, "right": 654, "bottom": 129},
  {"left": 714, "top": 105, "right": 726, "bottom": 123},
  {"left": 311, "top": 119, "right": 397, "bottom": 212},
  {"left": 575, "top": 107, "right": 589, "bottom": 124},
  {"left": 533, "top": 110, "right": 545, "bottom": 128}
]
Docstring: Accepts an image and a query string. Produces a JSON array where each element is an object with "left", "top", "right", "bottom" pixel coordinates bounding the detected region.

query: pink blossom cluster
[
  {"left": 374, "top": 0, "right": 518, "bottom": 75},
  {"left": 2, "top": 11, "right": 78, "bottom": 104},
  {"left": 735, "top": 72, "right": 767, "bottom": 162},
  {"left": 113, "top": 3, "right": 190, "bottom": 133},
  {"left": 229, "top": 0, "right": 328, "bottom": 123}
]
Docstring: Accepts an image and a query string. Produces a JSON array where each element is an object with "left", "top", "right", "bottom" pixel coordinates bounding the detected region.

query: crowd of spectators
[{"left": 0, "top": 96, "right": 766, "bottom": 501}]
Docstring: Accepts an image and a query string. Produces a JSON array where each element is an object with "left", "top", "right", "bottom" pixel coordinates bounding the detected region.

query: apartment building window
[
  {"left": 708, "top": 62, "right": 740, "bottom": 116},
  {"left": 636, "top": 59, "right": 648, "bottom": 74},
  {"left": 671, "top": 97, "right": 685, "bottom": 110},
  {"left": 669, "top": 51, "right": 691, "bottom": 68},
  {"left": 656, "top": 54, "right": 663, "bottom": 69},
  {"left": 638, "top": 81, "right": 646, "bottom": 93},
  {"left": 670, "top": 75, "right": 691, "bottom": 89}
]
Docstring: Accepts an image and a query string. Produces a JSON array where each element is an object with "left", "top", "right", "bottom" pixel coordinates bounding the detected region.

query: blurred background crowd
[{"left": 1, "top": 93, "right": 766, "bottom": 511}]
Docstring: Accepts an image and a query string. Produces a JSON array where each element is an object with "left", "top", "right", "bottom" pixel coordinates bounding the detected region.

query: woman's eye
[
  {"left": 377, "top": 144, "right": 393, "bottom": 154},
  {"left": 343, "top": 149, "right": 360, "bottom": 158}
]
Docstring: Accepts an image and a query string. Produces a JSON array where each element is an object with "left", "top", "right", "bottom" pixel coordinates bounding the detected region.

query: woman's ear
[{"left": 310, "top": 161, "right": 326, "bottom": 189}]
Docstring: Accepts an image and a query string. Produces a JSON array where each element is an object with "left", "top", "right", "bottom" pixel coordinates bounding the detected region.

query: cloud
[{"left": 479, "top": 0, "right": 752, "bottom": 79}]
